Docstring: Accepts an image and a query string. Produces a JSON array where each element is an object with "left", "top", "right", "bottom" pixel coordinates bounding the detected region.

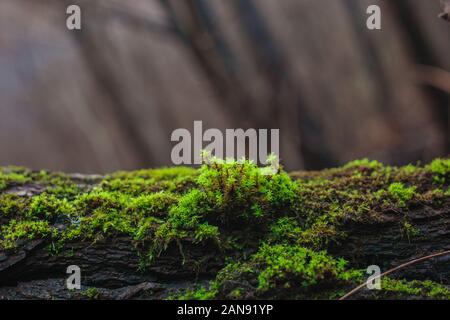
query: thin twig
[{"left": 339, "top": 250, "right": 450, "bottom": 300}]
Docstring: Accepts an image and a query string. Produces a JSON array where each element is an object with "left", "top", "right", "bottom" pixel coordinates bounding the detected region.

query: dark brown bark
[
  {"left": 331, "top": 205, "right": 450, "bottom": 283},
  {"left": 0, "top": 236, "right": 224, "bottom": 299}
]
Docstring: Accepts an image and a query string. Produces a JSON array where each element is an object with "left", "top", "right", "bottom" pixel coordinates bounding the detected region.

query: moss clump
[
  {"left": 150, "top": 158, "right": 298, "bottom": 259},
  {"left": 427, "top": 158, "right": 450, "bottom": 184},
  {"left": 0, "top": 174, "right": 181, "bottom": 252},
  {"left": 0, "top": 194, "right": 30, "bottom": 217},
  {"left": 269, "top": 217, "right": 303, "bottom": 242},
  {"left": 344, "top": 158, "right": 383, "bottom": 170},
  {"left": 101, "top": 167, "right": 196, "bottom": 195},
  {"left": 254, "top": 244, "right": 361, "bottom": 291},
  {"left": 0, "top": 219, "right": 57, "bottom": 250},
  {"left": 388, "top": 182, "right": 416, "bottom": 208},
  {"left": 61, "top": 190, "right": 178, "bottom": 244},
  {"left": 177, "top": 244, "right": 363, "bottom": 300},
  {"left": 28, "top": 193, "right": 75, "bottom": 220},
  {"left": 80, "top": 287, "right": 102, "bottom": 300},
  {"left": 195, "top": 158, "right": 297, "bottom": 221},
  {"left": 0, "top": 167, "right": 31, "bottom": 191}
]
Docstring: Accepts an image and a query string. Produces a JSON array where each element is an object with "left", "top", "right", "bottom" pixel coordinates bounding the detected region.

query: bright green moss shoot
[
  {"left": 427, "top": 158, "right": 450, "bottom": 184},
  {"left": 388, "top": 182, "right": 416, "bottom": 208}
]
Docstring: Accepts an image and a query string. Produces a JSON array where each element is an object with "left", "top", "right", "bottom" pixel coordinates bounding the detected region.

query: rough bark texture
[
  {"left": 0, "top": 237, "right": 222, "bottom": 299},
  {"left": 331, "top": 205, "right": 450, "bottom": 282}
]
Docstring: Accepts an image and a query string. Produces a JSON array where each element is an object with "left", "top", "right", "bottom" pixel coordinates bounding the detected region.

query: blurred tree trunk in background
[{"left": 0, "top": 0, "right": 448, "bottom": 173}]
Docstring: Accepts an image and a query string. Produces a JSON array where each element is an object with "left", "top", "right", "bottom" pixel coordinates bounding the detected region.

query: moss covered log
[{"left": 0, "top": 158, "right": 449, "bottom": 300}]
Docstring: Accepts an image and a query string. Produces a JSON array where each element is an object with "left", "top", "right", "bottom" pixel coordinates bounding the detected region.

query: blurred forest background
[{"left": 0, "top": 0, "right": 449, "bottom": 173}]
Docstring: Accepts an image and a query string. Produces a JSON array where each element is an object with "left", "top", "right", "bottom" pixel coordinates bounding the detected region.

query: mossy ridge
[
  {"left": 0, "top": 158, "right": 449, "bottom": 299},
  {"left": 0, "top": 166, "right": 87, "bottom": 198},
  {"left": 382, "top": 278, "right": 450, "bottom": 299},
  {"left": 101, "top": 167, "right": 197, "bottom": 195},
  {"left": 0, "top": 166, "right": 32, "bottom": 191},
  {"left": 0, "top": 167, "right": 193, "bottom": 252},
  {"left": 357, "top": 278, "right": 450, "bottom": 300}
]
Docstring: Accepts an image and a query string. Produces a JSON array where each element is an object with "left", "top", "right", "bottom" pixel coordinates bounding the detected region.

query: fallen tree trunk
[{"left": 0, "top": 161, "right": 449, "bottom": 299}]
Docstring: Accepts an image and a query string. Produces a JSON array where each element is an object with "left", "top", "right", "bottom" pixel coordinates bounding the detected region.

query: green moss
[
  {"left": 108, "top": 166, "right": 196, "bottom": 181},
  {"left": 176, "top": 244, "right": 363, "bottom": 300},
  {"left": 196, "top": 158, "right": 297, "bottom": 220},
  {"left": 402, "top": 221, "right": 420, "bottom": 239},
  {"left": 0, "top": 167, "right": 31, "bottom": 191},
  {"left": 45, "top": 181, "right": 80, "bottom": 198},
  {"left": 126, "top": 192, "right": 178, "bottom": 216},
  {"left": 0, "top": 219, "right": 57, "bottom": 249},
  {"left": 344, "top": 158, "right": 383, "bottom": 170},
  {"left": 382, "top": 278, "right": 450, "bottom": 299},
  {"left": 388, "top": 182, "right": 416, "bottom": 207},
  {"left": 80, "top": 287, "right": 101, "bottom": 300},
  {"left": 254, "top": 244, "right": 361, "bottom": 291},
  {"left": 0, "top": 194, "right": 29, "bottom": 217},
  {"left": 427, "top": 158, "right": 450, "bottom": 184},
  {"left": 102, "top": 166, "right": 196, "bottom": 195},
  {"left": 173, "top": 286, "right": 217, "bottom": 300},
  {"left": 65, "top": 190, "right": 177, "bottom": 242},
  {"left": 0, "top": 187, "right": 179, "bottom": 253},
  {"left": 28, "top": 193, "right": 75, "bottom": 220},
  {"left": 151, "top": 158, "right": 298, "bottom": 259},
  {"left": 400, "top": 164, "right": 418, "bottom": 175},
  {"left": 269, "top": 217, "right": 303, "bottom": 242}
]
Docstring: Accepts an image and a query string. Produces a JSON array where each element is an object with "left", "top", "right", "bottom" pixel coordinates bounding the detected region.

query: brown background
[{"left": 0, "top": 0, "right": 449, "bottom": 173}]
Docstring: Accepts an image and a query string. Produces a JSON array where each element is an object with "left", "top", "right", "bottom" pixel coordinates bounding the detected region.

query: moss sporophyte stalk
[{"left": 0, "top": 158, "right": 449, "bottom": 299}]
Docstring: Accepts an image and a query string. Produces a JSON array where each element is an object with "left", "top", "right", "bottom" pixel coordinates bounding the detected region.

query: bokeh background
[{"left": 0, "top": 0, "right": 449, "bottom": 173}]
